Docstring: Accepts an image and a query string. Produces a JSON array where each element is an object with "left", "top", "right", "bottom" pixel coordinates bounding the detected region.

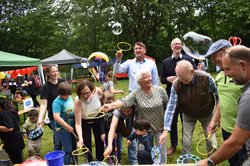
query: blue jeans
[
  {"left": 154, "top": 131, "right": 167, "bottom": 164},
  {"left": 128, "top": 139, "right": 138, "bottom": 164},
  {"left": 50, "top": 120, "right": 62, "bottom": 151},
  {"left": 57, "top": 128, "right": 76, "bottom": 165}
]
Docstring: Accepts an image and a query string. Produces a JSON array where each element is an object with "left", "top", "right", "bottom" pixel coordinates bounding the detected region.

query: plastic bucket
[
  {"left": 0, "top": 149, "right": 11, "bottom": 166},
  {"left": 44, "top": 150, "right": 65, "bottom": 166}
]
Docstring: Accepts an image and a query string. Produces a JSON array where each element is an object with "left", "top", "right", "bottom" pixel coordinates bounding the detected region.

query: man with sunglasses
[{"left": 198, "top": 45, "right": 250, "bottom": 166}]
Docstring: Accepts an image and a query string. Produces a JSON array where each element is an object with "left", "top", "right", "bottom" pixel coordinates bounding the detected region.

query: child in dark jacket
[{"left": 127, "top": 119, "right": 154, "bottom": 164}]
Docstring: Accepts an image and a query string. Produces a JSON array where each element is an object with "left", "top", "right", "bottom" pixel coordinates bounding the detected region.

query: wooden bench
[
  {"left": 18, "top": 107, "right": 35, "bottom": 115},
  {"left": 18, "top": 107, "right": 39, "bottom": 121}
]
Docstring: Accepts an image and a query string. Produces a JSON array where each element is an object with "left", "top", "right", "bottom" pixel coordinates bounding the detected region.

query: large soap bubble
[
  {"left": 112, "top": 22, "right": 122, "bottom": 35},
  {"left": 182, "top": 31, "right": 212, "bottom": 59}
]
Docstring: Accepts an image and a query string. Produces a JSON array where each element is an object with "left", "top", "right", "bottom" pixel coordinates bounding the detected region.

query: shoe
[{"left": 167, "top": 147, "right": 176, "bottom": 156}]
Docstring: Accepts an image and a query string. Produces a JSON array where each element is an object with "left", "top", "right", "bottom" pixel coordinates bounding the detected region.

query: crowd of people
[{"left": 1, "top": 40, "right": 250, "bottom": 166}]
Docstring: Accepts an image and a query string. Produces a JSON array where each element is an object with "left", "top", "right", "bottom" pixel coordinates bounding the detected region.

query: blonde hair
[{"left": 106, "top": 71, "right": 117, "bottom": 84}]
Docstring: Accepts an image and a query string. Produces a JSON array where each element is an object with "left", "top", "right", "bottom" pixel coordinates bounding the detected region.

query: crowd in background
[{"left": 1, "top": 40, "right": 250, "bottom": 166}]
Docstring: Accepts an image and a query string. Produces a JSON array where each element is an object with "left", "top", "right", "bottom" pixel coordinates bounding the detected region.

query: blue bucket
[{"left": 44, "top": 150, "right": 65, "bottom": 166}]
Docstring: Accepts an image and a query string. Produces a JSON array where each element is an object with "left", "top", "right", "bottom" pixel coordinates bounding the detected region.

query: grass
[{"left": 19, "top": 77, "right": 228, "bottom": 165}]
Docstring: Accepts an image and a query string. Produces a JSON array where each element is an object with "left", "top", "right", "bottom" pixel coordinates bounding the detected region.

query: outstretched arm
[
  {"left": 103, "top": 115, "right": 119, "bottom": 157},
  {"left": 37, "top": 99, "right": 47, "bottom": 127}
]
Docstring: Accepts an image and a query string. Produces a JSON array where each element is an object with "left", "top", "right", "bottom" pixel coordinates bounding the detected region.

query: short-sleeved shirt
[
  {"left": 103, "top": 81, "right": 114, "bottom": 91},
  {"left": 236, "top": 81, "right": 250, "bottom": 153},
  {"left": 121, "top": 86, "right": 168, "bottom": 132},
  {"left": 215, "top": 71, "right": 242, "bottom": 133},
  {"left": 40, "top": 79, "right": 64, "bottom": 120},
  {"left": 0, "top": 110, "right": 21, "bottom": 141},
  {"left": 52, "top": 96, "right": 75, "bottom": 129}
]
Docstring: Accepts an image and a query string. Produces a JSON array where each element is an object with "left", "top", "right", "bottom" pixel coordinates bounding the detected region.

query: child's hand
[
  {"left": 24, "top": 133, "right": 28, "bottom": 139},
  {"left": 101, "top": 134, "right": 106, "bottom": 142},
  {"left": 103, "top": 145, "right": 113, "bottom": 158},
  {"left": 126, "top": 140, "right": 131, "bottom": 146},
  {"left": 77, "top": 139, "right": 84, "bottom": 147}
]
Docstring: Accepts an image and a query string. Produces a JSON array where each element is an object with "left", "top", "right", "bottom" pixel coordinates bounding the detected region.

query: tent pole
[{"left": 38, "top": 65, "right": 45, "bottom": 85}]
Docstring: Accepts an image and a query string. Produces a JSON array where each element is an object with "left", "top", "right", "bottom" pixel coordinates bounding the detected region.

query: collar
[
  {"left": 242, "top": 80, "right": 250, "bottom": 92},
  {"left": 135, "top": 58, "right": 146, "bottom": 63},
  {"left": 172, "top": 53, "right": 183, "bottom": 59}
]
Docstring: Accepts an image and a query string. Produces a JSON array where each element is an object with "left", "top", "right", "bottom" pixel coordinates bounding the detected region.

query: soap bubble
[
  {"left": 112, "top": 22, "right": 122, "bottom": 35},
  {"left": 182, "top": 31, "right": 212, "bottom": 59}
]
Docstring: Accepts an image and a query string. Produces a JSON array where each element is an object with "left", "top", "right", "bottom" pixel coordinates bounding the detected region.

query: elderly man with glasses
[{"left": 159, "top": 60, "right": 218, "bottom": 158}]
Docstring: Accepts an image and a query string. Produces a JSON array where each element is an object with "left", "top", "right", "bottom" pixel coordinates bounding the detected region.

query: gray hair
[
  {"left": 135, "top": 68, "right": 151, "bottom": 86},
  {"left": 176, "top": 60, "right": 193, "bottom": 71}
]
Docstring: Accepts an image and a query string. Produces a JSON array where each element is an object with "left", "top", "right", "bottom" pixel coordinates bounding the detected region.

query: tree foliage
[{"left": 1, "top": 0, "right": 250, "bottom": 70}]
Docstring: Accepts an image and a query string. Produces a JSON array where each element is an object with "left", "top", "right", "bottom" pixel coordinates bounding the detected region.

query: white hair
[{"left": 135, "top": 68, "right": 151, "bottom": 86}]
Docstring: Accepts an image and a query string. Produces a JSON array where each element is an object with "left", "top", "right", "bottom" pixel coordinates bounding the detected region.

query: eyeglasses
[
  {"left": 172, "top": 43, "right": 182, "bottom": 46},
  {"left": 80, "top": 91, "right": 91, "bottom": 97}
]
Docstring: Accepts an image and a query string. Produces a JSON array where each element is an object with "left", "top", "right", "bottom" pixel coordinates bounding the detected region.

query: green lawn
[{"left": 20, "top": 77, "right": 228, "bottom": 165}]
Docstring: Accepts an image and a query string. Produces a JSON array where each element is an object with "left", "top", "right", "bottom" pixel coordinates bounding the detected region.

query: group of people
[{"left": 1, "top": 39, "right": 250, "bottom": 166}]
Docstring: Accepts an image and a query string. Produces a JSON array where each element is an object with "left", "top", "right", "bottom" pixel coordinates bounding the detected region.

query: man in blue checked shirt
[{"left": 159, "top": 60, "right": 218, "bottom": 155}]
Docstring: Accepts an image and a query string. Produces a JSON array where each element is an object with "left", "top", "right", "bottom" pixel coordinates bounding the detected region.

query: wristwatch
[{"left": 207, "top": 157, "right": 215, "bottom": 166}]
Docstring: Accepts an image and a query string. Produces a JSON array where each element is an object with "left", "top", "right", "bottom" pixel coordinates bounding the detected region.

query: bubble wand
[
  {"left": 196, "top": 133, "right": 217, "bottom": 156},
  {"left": 112, "top": 42, "right": 132, "bottom": 82}
]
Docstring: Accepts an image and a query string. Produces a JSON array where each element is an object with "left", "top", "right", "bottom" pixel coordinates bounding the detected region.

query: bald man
[
  {"left": 160, "top": 38, "right": 194, "bottom": 155},
  {"left": 198, "top": 45, "right": 250, "bottom": 166},
  {"left": 159, "top": 60, "right": 218, "bottom": 156}
]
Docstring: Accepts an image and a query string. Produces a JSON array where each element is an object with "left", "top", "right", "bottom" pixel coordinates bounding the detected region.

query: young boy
[
  {"left": 127, "top": 119, "right": 154, "bottom": 164},
  {"left": 52, "top": 82, "right": 76, "bottom": 165},
  {"left": 22, "top": 109, "right": 42, "bottom": 157}
]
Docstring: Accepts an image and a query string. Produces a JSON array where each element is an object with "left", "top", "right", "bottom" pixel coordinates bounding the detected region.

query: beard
[{"left": 233, "top": 79, "right": 244, "bottom": 85}]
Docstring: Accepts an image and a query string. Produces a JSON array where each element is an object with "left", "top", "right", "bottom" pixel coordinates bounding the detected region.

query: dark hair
[
  {"left": 133, "top": 119, "right": 151, "bottom": 131},
  {"left": 227, "top": 45, "right": 250, "bottom": 63},
  {"left": 135, "top": 42, "right": 146, "bottom": 49},
  {"left": 76, "top": 79, "right": 95, "bottom": 97},
  {"left": 58, "top": 82, "right": 72, "bottom": 96},
  {"left": 0, "top": 97, "right": 17, "bottom": 113},
  {"left": 28, "top": 109, "right": 39, "bottom": 117}
]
